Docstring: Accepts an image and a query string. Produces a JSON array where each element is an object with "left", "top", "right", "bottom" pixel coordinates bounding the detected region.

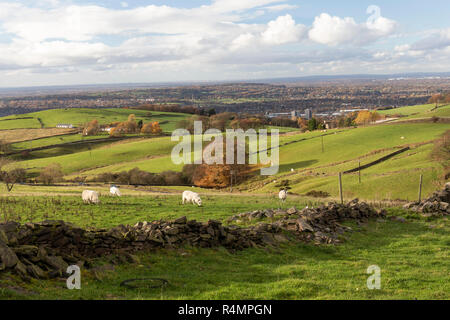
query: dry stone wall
[{"left": 0, "top": 199, "right": 384, "bottom": 280}]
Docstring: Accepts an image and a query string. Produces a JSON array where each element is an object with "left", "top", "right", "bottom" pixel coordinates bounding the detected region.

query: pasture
[
  {"left": 378, "top": 103, "right": 450, "bottom": 120},
  {"left": 0, "top": 190, "right": 309, "bottom": 229},
  {"left": 0, "top": 104, "right": 448, "bottom": 300},
  {"left": 0, "top": 108, "right": 189, "bottom": 132},
  {"left": 0, "top": 193, "right": 448, "bottom": 300}
]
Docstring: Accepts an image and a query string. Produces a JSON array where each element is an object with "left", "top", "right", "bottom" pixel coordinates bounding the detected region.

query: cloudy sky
[{"left": 0, "top": 0, "right": 449, "bottom": 87}]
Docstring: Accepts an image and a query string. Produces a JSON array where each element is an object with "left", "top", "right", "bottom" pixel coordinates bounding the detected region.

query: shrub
[{"left": 37, "top": 163, "right": 64, "bottom": 185}]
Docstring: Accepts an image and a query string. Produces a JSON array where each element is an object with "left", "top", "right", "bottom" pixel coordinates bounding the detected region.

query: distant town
[{"left": 0, "top": 76, "right": 449, "bottom": 119}]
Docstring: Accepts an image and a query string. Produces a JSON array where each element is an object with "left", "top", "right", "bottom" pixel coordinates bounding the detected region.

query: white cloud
[
  {"left": 0, "top": 1, "right": 447, "bottom": 86},
  {"left": 261, "top": 14, "right": 306, "bottom": 45},
  {"left": 308, "top": 13, "right": 397, "bottom": 46},
  {"left": 263, "top": 4, "right": 298, "bottom": 12}
]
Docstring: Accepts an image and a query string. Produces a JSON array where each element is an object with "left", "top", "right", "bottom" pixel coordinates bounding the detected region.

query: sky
[{"left": 0, "top": 0, "right": 449, "bottom": 87}]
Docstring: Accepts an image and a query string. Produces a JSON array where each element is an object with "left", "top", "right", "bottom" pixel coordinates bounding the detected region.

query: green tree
[{"left": 308, "top": 118, "right": 318, "bottom": 131}]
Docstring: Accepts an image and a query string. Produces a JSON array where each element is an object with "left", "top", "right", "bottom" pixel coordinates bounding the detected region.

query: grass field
[
  {"left": 0, "top": 108, "right": 189, "bottom": 132},
  {"left": 0, "top": 191, "right": 309, "bottom": 229},
  {"left": 0, "top": 128, "right": 75, "bottom": 144},
  {"left": 0, "top": 204, "right": 448, "bottom": 300},
  {"left": 0, "top": 104, "right": 448, "bottom": 300},
  {"left": 8, "top": 122, "right": 448, "bottom": 201},
  {"left": 245, "top": 123, "right": 448, "bottom": 201},
  {"left": 379, "top": 103, "right": 450, "bottom": 119},
  {"left": 10, "top": 136, "right": 178, "bottom": 175}
]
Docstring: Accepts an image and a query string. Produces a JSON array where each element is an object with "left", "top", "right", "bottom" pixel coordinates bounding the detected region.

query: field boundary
[
  {"left": 3, "top": 136, "right": 138, "bottom": 156},
  {"left": 343, "top": 147, "right": 410, "bottom": 174}
]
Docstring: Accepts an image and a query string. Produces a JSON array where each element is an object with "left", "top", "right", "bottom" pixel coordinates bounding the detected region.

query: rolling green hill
[
  {"left": 249, "top": 123, "right": 448, "bottom": 201},
  {"left": 1, "top": 104, "right": 448, "bottom": 202},
  {"left": 379, "top": 103, "right": 450, "bottom": 120},
  {"left": 0, "top": 108, "right": 189, "bottom": 132}
]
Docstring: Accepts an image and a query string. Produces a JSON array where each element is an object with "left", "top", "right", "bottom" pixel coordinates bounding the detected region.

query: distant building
[
  {"left": 304, "top": 109, "right": 312, "bottom": 120},
  {"left": 324, "top": 121, "right": 337, "bottom": 129},
  {"left": 266, "top": 112, "right": 291, "bottom": 119},
  {"left": 56, "top": 124, "right": 74, "bottom": 129},
  {"left": 291, "top": 110, "right": 302, "bottom": 120}
]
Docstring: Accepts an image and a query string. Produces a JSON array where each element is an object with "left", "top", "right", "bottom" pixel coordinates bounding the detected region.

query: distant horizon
[{"left": 0, "top": 71, "right": 449, "bottom": 92}]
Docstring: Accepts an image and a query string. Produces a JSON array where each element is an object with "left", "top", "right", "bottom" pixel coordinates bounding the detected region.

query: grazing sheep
[
  {"left": 110, "top": 185, "right": 121, "bottom": 197},
  {"left": 82, "top": 190, "right": 100, "bottom": 204},
  {"left": 182, "top": 190, "right": 202, "bottom": 206},
  {"left": 279, "top": 189, "right": 287, "bottom": 202}
]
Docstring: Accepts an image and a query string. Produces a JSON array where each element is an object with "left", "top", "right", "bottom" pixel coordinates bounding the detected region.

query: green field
[
  {"left": 0, "top": 104, "right": 448, "bottom": 300},
  {"left": 379, "top": 103, "right": 450, "bottom": 120},
  {"left": 8, "top": 120, "right": 448, "bottom": 202},
  {"left": 0, "top": 198, "right": 448, "bottom": 300},
  {"left": 12, "top": 136, "right": 178, "bottom": 175},
  {"left": 247, "top": 123, "right": 448, "bottom": 201},
  {"left": 0, "top": 108, "right": 189, "bottom": 132}
]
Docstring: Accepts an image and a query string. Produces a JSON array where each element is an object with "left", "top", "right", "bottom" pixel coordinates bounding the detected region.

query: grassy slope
[
  {"left": 0, "top": 208, "right": 448, "bottom": 300},
  {"left": 0, "top": 193, "right": 307, "bottom": 229},
  {"left": 276, "top": 123, "right": 447, "bottom": 173},
  {"left": 0, "top": 118, "right": 42, "bottom": 129},
  {"left": 0, "top": 108, "right": 189, "bottom": 132},
  {"left": 13, "top": 136, "right": 178, "bottom": 175},
  {"left": 10, "top": 134, "right": 106, "bottom": 150},
  {"left": 0, "top": 128, "right": 74, "bottom": 144},
  {"left": 379, "top": 103, "right": 450, "bottom": 119},
  {"left": 12, "top": 122, "right": 448, "bottom": 200},
  {"left": 249, "top": 123, "right": 448, "bottom": 201}
]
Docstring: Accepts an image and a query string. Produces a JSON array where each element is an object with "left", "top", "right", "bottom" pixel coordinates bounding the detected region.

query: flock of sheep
[
  {"left": 81, "top": 186, "right": 204, "bottom": 206},
  {"left": 82, "top": 186, "right": 288, "bottom": 206}
]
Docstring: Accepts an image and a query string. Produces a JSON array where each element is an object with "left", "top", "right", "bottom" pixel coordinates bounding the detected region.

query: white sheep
[
  {"left": 82, "top": 190, "right": 100, "bottom": 204},
  {"left": 110, "top": 185, "right": 121, "bottom": 197},
  {"left": 279, "top": 189, "right": 287, "bottom": 202},
  {"left": 182, "top": 190, "right": 202, "bottom": 206}
]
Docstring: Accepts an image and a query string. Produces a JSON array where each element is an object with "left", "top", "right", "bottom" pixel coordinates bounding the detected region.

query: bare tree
[{"left": 0, "top": 158, "right": 27, "bottom": 192}]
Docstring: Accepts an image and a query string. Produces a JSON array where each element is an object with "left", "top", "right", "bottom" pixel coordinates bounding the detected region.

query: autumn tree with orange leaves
[
  {"left": 185, "top": 139, "right": 253, "bottom": 188},
  {"left": 141, "top": 121, "right": 163, "bottom": 135},
  {"left": 355, "top": 111, "right": 384, "bottom": 125}
]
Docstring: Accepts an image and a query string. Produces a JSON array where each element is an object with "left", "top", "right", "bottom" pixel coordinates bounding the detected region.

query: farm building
[{"left": 56, "top": 124, "right": 74, "bottom": 128}]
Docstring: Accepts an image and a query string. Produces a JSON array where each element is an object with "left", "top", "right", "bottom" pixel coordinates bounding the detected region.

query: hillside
[
  {"left": 0, "top": 104, "right": 449, "bottom": 301},
  {"left": 0, "top": 104, "right": 448, "bottom": 202},
  {"left": 0, "top": 108, "right": 189, "bottom": 132},
  {"left": 379, "top": 103, "right": 450, "bottom": 120}
]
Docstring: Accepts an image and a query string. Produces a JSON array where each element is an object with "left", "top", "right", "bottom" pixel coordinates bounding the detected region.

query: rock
[
  {"left": 0, "top": 243, "right": 19, "bottom": 268},
  {"left": 0, "top": 230, "right": 8, "bottom": 245},
  {"left": 403, "top": 184, "right": 449, "bottom": 216},
  {"left": 26, "top": 264, "right": 47, "bottom": 279},
  {"left": 14, "top": 261, "right": 28, "bottom": 278},
  {"left": 296, "top": 218, "right": 314, "bottom": 232},
  {"left": 43, "top": 256, "right": 69, "bottom": 273},
  {"left": 0, "top": 222, "right": 20, "bottom": 234},
  {"left": 13, "top": 245, "right": 39, "bottom": 257},
  {"left": 286, "top": 207, "right": 298, "bottom": 215},
  {"left": 174, "top": 216, "right": 187, "bottom": 224}
]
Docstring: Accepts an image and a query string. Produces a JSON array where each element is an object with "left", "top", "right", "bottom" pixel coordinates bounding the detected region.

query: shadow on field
[
  {"left": 105, "top": 218, "right": 444, "bottom": 300},
  {"left": 278, "top": 159, "right": 318, "bottom": 173}
]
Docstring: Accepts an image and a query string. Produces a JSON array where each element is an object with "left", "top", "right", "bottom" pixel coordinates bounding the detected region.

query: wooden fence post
[
  {"left": 358, "top": 160, "right": 361, "bottom": 184},
  {"left": 418, "top": 174, "right": 423, "bottom": 202}
]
